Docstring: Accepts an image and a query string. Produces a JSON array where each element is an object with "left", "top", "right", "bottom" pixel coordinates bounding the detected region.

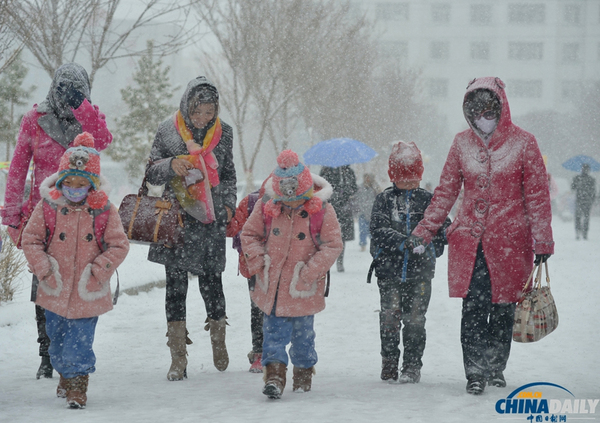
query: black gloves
[
  {"left": 65, "top": 85, "right": 85, "bottom": 109},
  {"left": 534, "top": 254, "right": 551, "bottom": 265},
  {"left": 57, "top": 82, "right": 85, "bottom": 109}
]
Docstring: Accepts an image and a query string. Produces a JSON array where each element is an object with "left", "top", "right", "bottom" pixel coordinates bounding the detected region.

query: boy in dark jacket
[{"left": 370, "top": 141, "right": 450, "bottom": 384}]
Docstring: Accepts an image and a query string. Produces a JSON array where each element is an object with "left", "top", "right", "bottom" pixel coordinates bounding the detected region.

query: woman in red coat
[{"left": 408, "top": 77, "right": 554, "bottom": 395}]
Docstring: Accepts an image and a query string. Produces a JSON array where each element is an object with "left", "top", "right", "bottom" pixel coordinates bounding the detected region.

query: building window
[
  {"left": 429, "top": 78, "right": 449, "bottom": 98},
  {"left": 508, "top": 80, "right": 543, "bottom": 98},
  {"left": 508, "top": 4, "right": 545, "bottom": 24},
  {"left": 471, "top": 42, "right": 490, "bottom": 60},
  {"left": 471, "top": 4, "right": 492, "bottom": 24},
  {"left": 430, "top": 41, "right": 449, "bottom": 60},
  {"left": 562, "top": 43, "right": 580, "bottom": 63},
  {"left": 561, "top": 80, "right": 583, "bottom": 99},
  {"left": 508, "top": 42, "right": 543, "bottom": 60},
  {"left": 563, "top": 4, "right": 581, "bottom": 24},
  {"left": 376, "top": 2, "right": 409, "bottom": 21},
  {"left": 380, "top": 41, "right": 408, "bottom": 62},
  {"left": 432, "top": 3, "right": 451, "bottom": 23}
]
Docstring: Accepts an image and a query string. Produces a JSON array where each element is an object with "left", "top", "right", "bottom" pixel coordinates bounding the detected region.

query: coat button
[
  {"left": 300, "top": 210, "right": 309, "bottom": 218},
  {"left": 106, "top": 263, "right": 111, "bottom": 269},
  {"left": 470, "top": 222, "right": 485, "bottom": 237},
  {"left": 59, "top": 233, "right": 66, "bottom": 241},
  {"left": 474, "top": 198, "right": 489, "bottom": 214},
  {"left": 476, "top": 149, "right": 489, "bottom": 163},
  {"left": 61, "top": 207, "right": 69, "bottom": 215},
  {"left": 273, "top": 228, "right": 280, "bottom": 236},
  {"left": 297, "top": 232, "right": 306, "bottom": 240},
  {"left": 476, "top": 174, "right": 490, "bottom": 189},
  {"left": 85, "top": 233, "right": 93, "bottom": 242}
]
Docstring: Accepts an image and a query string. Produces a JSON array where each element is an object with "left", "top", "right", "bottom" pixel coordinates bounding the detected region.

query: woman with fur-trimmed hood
[{"left": 241, "top": 150, "right": 343, "bottom": 400}]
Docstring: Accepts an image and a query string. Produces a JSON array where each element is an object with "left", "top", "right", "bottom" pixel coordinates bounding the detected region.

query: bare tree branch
[{"left": 6, "top": 0, "right": 196, "bottom": 86}]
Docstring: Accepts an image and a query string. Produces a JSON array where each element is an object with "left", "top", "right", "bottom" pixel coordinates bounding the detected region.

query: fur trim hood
[{"left": 263, "top": 173, "right": 333, "bottom": 218}]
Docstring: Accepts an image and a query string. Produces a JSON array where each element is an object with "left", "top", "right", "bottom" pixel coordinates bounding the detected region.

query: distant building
[{"left": 352, "top": 0, "right": 600, "bottom": 133}]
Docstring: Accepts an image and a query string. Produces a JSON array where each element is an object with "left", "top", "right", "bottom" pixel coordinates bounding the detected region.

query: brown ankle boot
[
  {"left": 263, "top": 362, "right": 287, "bottom": 399},
  {"left": 204, "top": 317, "right": 229, "bottom": 371},
  {"left": 65, "top": 375, "right": 89, "bottom": 409},
  {"left": 166, "top": 321, "right": 191, "bottom": 381},
  {"left": 293, "top": 366, "right": 315, "bottom": 392},
  {"left": 57, "top": 374, "right": 67, "bottom": 398}
]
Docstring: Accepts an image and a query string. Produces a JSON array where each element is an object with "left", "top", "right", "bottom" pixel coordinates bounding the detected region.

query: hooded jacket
[
  {"left": 412, "top": 77, "right": 554, "bottom": 303},
  {"left": 241, "top": 174, "right": 343, "bottom": 317},
  {"left": 2, "top": 63, "right": 112, "bottom": 229},
  {"left": 145, "top": 77, "right": 236, "bottom": 275},
  {"left": 21, "top": 174, "right": 129, "bottom": 319}
]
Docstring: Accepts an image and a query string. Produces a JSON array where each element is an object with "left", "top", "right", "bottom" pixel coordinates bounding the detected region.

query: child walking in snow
[
  {"left": 369, "top": 141, "right": 450, "bottom": 384},
  {"left": 22, "top": 132, "right": 129, "bottom": 409},
  {"left": 241, "top": 150, "right": 343, "bottom": 399}
]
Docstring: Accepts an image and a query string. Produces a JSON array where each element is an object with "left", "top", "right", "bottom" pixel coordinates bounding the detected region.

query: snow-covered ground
[{"left": 1, "top": 216, "right": 598, "bottom": 423}]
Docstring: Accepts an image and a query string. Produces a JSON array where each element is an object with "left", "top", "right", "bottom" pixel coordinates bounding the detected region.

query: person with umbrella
[
  {"left": 571, "top": 163, "right": 596, "bottom": 240},
  {"left": 320, "top": 165, "right": 357, "bottom": 272}
]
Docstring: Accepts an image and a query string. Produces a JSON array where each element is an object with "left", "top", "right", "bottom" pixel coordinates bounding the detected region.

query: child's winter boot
[
  {"left": 57, "top": 374, "right": 67, "bottom": 398},
  {"left": 166, "top": 321, "right": 191, "bottom": 381},
  {"left": 263, "top": 362, "right": 287, "bottom": 399},
  {"left": 248, "top": 351, "right": 263, "bottom": 373},
  {"left": 398, "top": 366, "right": 421, "bottom": 384},
  {"left": 204, "top": 317, "right": 229, "bottom": 371},
  {"left": 65, "top": 374, "right": 89, "bottom": 409},
  {"left": 381, "top": 357, "right": 399, "bottom": 382},
  {"left": 292, "top": 366, "right": 315, "bottom": 392},
  {"left": 488, "top": 371, "right": 506, "bottom": 388}
]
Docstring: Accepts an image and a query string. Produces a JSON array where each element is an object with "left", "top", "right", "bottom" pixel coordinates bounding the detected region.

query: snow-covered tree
[
  {"left": 0, "top": 53, "right": 35, "bottom": 160},
  {"left": 107, "top": 41, "right": 178, "bottom": 180}
]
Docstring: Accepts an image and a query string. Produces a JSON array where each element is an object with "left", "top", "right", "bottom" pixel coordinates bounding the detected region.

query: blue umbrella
[
  {"left": 303, "top": 138, "right": 378, "bottom": 167},
  {"left": 561, "top": 155, "right": 600, "bottom": 172}
]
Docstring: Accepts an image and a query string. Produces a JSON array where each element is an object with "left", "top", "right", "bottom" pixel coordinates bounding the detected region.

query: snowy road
[{"left": 1, "top": 217, "right": 598, "bottom": 423}]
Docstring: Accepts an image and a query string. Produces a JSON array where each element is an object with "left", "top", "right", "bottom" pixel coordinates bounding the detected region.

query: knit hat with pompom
[
  {"left": 388, "top": 141, "right": 424, "bottom": 183},
  {"left": 264, "top": 150, "right": 323, "bottom": 217},
  {"left": 50, "top": 132, "right": 108, "bottom": 209}
]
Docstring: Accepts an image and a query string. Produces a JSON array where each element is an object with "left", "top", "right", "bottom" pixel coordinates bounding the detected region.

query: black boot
[
  {"left": 36, "top": 356, "right": 53, "bottom": 379},
  {"left": 466, "top": 375, "right": 486, "bottom": 395}
]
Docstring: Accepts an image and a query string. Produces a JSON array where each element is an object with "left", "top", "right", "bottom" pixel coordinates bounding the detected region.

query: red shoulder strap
[
  {"left": 262, "top": 201, "right": 273, "bottom": 241},
  {"left": 42, "top": 200, "right": 57, "bottom": 249},
  {"left": 309, "top": 207, "right": 326, "bottom": 247}
]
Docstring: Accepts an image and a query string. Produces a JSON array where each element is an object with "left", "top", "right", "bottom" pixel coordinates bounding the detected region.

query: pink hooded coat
[
  {"left": 412, "top": 77, "right": 554, "bottom": 303},
  {"left": 241, "top": 174, "right": 343, "bottom": 317},
  {"left": 21, "top": 174, "right": 129, "bottom": 319},
  {"left": 1, "top": 100, "right": 112, "bottom": 228}
]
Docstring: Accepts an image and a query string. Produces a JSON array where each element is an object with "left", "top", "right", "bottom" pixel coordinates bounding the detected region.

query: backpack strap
[{"left": 88, "top": 202, "right": 111, "bottom": 253}]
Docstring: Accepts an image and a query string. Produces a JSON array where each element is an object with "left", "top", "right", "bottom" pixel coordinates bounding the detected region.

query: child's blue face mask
[{"left": 62, "top": 185, "right": 90, "bottom": 203}]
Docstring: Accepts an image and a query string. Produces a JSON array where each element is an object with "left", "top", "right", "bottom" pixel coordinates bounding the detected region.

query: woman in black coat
[
  {"left": 146, "top": 77, "right": 236, "bottom": 380},
  {"left": 320, "top": 165, "right": 357, "bottom": 271}
]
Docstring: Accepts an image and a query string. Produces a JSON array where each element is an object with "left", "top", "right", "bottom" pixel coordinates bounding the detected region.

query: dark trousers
[
  {"left": 461, "top": 244, "right": 515, "bottom": 379},
  {"left": 248, "top": 276, "right": 264, "bottom": 353},
  {"left": 575, "top": 201, "right": 593, "bottom": 239},
  {"left": 165, "top": 266, "right": 226, "bottom": 322},
  {"left": 377, "top": 277, "right": 432, "bottom": 370},
  {"left": 32, "top": 275, "right": 50, "bottom": 358}
]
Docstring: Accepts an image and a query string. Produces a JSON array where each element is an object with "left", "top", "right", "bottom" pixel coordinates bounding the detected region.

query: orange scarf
[{"left": 172, "top": 110, "right": 222, "bottom": 223}]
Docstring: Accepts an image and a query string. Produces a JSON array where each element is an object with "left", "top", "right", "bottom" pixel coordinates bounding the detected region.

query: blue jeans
[
  {"left": 45, "top": 310, "right": 98, "bottom": 379},
  {"left": 262, "top": 313, "right": 317, "bottom": 368},
  {"left": 359, "top": 215, "right": 370, "bottom": 247}
]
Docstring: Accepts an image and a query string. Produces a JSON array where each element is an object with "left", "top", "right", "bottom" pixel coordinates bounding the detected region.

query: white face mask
[{"left": 474, "top": 116, "right": 498, "bottom": 134}]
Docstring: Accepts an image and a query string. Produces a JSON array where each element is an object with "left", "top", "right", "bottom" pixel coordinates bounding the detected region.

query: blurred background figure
[
  {"left": 353, "top": 173, "right": 380, "bottom": 252},
  {"left": 571, "top": 163, "right": 596, "bottom": 240},
  {"left": 320, "top": 165, "right": 357, "bottom": 272}
]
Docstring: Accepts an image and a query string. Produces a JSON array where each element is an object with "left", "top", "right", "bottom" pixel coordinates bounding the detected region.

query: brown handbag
[{"left": 118, "top": 176, "right": 184, "bottom": 248}]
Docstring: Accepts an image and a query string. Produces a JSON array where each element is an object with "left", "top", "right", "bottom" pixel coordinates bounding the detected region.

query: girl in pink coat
[
  {"left": 22, "top": 132, "right": 129, "bottom": 409},
  {"left": 2, "top": 63, "right": 112, "bottom": 379},
  {"left": 241, "top": 150, "right": 343, "bottom": 399},
  {"left": 407, "top": 77, "right": 554, "bottom": 395}
]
